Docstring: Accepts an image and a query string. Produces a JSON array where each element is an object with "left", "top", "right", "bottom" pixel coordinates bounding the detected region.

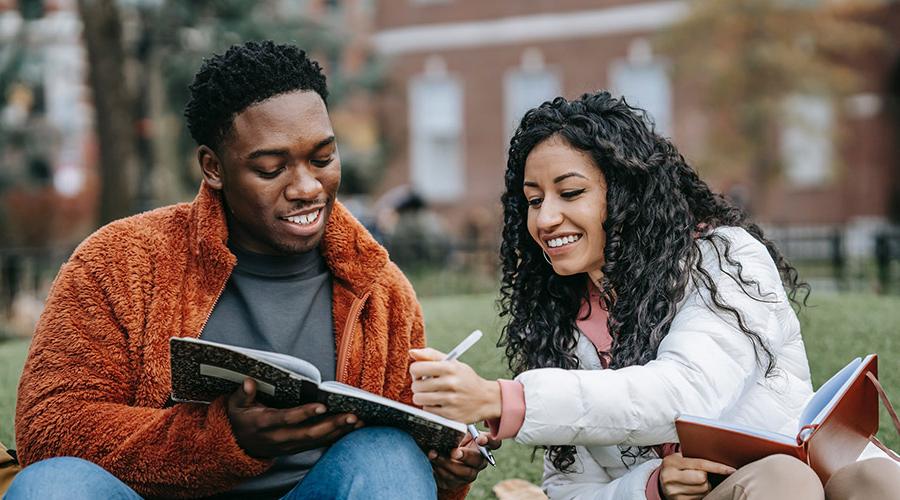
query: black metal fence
[
  {"left": 875, "top": 230, "right": 900, "bottom": 293},
  {"left": 1, "top": 225, "right": 899, "bottom": 333},
  {"left": 764, "top": 226, "right": 900, "bottom": 293}
]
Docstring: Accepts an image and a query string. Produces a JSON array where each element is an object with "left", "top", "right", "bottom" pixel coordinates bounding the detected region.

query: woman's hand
[
  {"left": 409, "top": 348, "right": 502, "bottom": 423},
  {"left": 659, "top": 452, "right": 735, "bottom": 500}
]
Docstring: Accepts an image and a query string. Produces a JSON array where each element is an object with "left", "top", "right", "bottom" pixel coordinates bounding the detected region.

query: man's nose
[{"left": 285, "top": 166, "right": 322, "bottom": 200}]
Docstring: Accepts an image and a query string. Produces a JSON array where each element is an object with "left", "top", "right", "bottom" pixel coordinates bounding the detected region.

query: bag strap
[
  {"left": 865, "top": 371, "right": 900, "bottom": 462},
  {"left": 0, "top": 445, "right": 16, "bottom": 467}
]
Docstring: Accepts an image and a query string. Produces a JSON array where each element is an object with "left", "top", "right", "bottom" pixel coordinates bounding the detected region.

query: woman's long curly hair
[{"left": 498, "top": 91, "right": 809, "bottom": 472}]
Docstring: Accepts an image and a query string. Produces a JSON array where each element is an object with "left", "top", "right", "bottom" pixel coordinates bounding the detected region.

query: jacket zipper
[
  {"left": 163, "top": 269, "right": 229, "bottom": 407},
  {"left": 337, "top": 291, "right": 370, "bottom": 383},
  {"left": 196, "top": 274, "right": 230, "bottom": 339}
]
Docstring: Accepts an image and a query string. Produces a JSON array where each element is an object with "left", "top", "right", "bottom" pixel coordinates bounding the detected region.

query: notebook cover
[
  {"left": 676, "top": 419, "right": 807, "bottom": 469},
  {"left": 806, "top": 355, "right": 879, "bottom": 484}
]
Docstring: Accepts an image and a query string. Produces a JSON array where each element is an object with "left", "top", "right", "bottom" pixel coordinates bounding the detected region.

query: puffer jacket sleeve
[
  {"left": 514, "top": 229, "right": 793, "bottom": 448},
  {"left": 15, "top": 258, "right": 271, "bottom": 498},
  {"left": 543, "top": 453, "right": 661, "bottom": 500}
]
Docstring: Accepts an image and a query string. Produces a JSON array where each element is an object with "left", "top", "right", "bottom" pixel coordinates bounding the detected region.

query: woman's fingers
[
  {"left": 409, "top": 360, "right": 456, "bottom": 380},
  {"left": 678, "top": 457, "right": 736, "bottom": 475},
  {"left": 660, "top": 452, "right": 730, "bottom": 499},
  {"left": 663, "top": 452, "right": 736, "bottom": 475},
  {"left": 666, "top": 479, "right": 711, "bottom": 498},
  {"left": 676, "top": 468, "right": 708, "bottom": 486},
  {"left": 412, "top": 391, "right": 456, "bottom": 408},
  {"left": 409, "top": 347, "right": 447, "bottom": 361},
  {"left": 411, "top": 374, "right": 458, "bottom": 393}
]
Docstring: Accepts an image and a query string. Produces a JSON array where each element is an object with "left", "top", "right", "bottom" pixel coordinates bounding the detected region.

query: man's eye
[
  {"left": 561, "top": 189, "right": 586, "bottom": 199},
  {"left": 256, "top": 167, "right": 284, "bottom": 178},
  {"left": 311, "top": 157, "right": 334, "bottom": 168}
]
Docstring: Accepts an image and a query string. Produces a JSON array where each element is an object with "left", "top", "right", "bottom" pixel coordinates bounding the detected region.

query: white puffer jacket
[{"left": 514, "top": 227, "right": 815, "bottom": 499}]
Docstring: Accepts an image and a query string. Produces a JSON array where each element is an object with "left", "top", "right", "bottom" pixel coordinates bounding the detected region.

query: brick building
[{"left": 371, "top": 0, "right": 900, "bottom": 254}]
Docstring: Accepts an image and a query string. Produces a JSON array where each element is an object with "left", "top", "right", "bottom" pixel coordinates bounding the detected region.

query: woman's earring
[{"left": 543, "top": 251, "right": 552, "bottom": 265}]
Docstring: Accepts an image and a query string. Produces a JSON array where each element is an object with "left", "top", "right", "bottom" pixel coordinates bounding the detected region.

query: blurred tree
[
  {"left": 74, "top": 0, "right": 385, "bottom": 222},
  {"left": 658, "top": 0, "right": 886, "bottom": 213},
  {"left": 147, "top": 0, "right": 386, "bottom": 199},
  {"left": 77, "top": 0, "right": 137, "bottom": 225}
]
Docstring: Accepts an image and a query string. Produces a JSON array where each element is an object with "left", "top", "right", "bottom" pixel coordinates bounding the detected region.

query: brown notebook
[{"left": 676, "top": 354, "right": 884, "bottom": 484}]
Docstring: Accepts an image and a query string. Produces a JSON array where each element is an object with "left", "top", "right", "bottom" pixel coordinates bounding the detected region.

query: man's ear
[{"left": 198, "top": 146, "right": 224, "bottom": 190}]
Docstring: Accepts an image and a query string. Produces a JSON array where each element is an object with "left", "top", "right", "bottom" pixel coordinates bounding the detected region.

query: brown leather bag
[{"left": 0, "top": 441, "right": 21, "bottom": 496}]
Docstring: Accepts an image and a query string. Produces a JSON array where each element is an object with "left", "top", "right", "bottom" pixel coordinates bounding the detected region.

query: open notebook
[
  {"left": 676, "top": 354, "right": 882, "bottom": 483},
  {"left": 169, "top": 337, "right": 467, "bottom": 453}
]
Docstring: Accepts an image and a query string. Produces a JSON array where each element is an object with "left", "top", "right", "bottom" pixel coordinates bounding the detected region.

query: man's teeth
[
  {"left": 286, "top": 210, "right": 320, "bottom": 225},
  {"left": 547, "top": 235, "right": 581, "bottom": 248}
]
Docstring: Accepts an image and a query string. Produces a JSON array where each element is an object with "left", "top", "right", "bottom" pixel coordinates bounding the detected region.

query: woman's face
[{"left": 523, "top": 136, "right": 607, "bottom": 277}]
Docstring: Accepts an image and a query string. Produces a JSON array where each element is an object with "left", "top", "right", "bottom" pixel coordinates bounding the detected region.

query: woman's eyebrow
[
  {"left": 553, "top": 172, "right": 587, "bottom": 183},
  {"left": 523, "top": 172, "right": 588, "bottom": 188}
]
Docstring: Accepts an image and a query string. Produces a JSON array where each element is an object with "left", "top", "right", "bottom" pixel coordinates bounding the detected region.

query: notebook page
[{"left": 798, "top": 357, "right": 863, "bottom": 436}]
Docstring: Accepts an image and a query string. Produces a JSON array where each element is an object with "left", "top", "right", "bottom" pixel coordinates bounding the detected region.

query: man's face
[{"left": 200, "top": 90, "right": 341, "bottom": 255}]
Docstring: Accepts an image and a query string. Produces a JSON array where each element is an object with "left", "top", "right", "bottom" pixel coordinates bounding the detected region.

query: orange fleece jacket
[{"left": 15, "top": 183, "right": 468, "bottom": 499}]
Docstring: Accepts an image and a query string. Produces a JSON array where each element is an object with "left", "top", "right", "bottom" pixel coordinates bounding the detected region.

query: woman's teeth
[
  {"left": 286, "top": 210, "right": 320, "bottom": 226},
  {"left": 547, "top": 235, "right": 581, "bottom": 248}
]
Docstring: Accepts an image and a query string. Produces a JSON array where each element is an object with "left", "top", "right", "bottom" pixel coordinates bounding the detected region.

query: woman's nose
[{"left": 536, "top": 200, "right": 563, "bottom": 230}]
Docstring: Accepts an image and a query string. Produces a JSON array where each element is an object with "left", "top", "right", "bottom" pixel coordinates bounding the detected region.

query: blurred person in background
[
  {"left": 376, "top": 188, "right": 451, "bottom": 271},
  {"left": 7, "top": 41, "right": 494, "bottom": 500},
  {"left": 409, "top": 91, "right": 900, "bottom": 499}
]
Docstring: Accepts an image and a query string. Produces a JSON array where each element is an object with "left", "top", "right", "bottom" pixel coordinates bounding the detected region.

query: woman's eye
[
  {"left": 561, "top": 189, "right": 586, "bottom": 199},
  {"left": 527, "top": 197, "right": 543, "bottom": 207}
]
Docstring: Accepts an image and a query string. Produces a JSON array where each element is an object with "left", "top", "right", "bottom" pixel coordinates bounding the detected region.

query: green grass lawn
[
  {"left": 0, "top": 291, "right": 898, "bottom": 499},
  {"left": 0, "top": 339, "right": 28, "bottom": 448}
]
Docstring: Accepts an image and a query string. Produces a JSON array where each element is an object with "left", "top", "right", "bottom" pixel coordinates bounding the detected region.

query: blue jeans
[{"left": 3, "top": 427, "right": 437, "bottom": 500}]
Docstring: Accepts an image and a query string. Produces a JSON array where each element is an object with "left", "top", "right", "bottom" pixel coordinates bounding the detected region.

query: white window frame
[{"left": 408, "top": 74, "right": 464, "bottom": 202}]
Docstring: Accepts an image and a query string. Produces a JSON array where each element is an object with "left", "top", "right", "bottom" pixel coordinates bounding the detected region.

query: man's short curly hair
[{"left": 184, "top": 40, "right": 328, "bottom": 149}]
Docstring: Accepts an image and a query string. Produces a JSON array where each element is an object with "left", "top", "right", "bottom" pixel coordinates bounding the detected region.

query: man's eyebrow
[
  {"left": 313, "top": 136, "right": 336, "bottom": 151},
  {"left": 246, "top": 148, "right": 288, "bottom": 160},
  {"left": 245, "top": 136, "right": 336, "bottom": 160},
  {"left": 523, "top": 172, "right": 588, "bottom": 188}
]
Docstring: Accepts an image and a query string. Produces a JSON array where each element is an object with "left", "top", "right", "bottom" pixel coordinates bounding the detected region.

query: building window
[
  {"left": 609, "top": 40, "right": 672, "bottom": 135},
  {"left": 409, "top": 75, "right": 463, "bottom": 201},
  {"left": 504, "top": 68, "right": 561, "bottom": 142},
  {"left": 781, "top": 95, "right": 834, "bottom": 188}
]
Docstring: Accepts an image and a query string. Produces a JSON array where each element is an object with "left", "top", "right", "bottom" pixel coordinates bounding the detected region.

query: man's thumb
[{"left": 234, "top": 378, "right": 257, "bottom": 407}]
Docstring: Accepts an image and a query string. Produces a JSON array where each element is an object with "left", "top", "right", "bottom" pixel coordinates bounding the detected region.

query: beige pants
[{"left": 704, "top": 454, "right": 900, "bottom": 500}]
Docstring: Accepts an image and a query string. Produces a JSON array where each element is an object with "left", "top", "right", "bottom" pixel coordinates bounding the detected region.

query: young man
[{"left": 9, "top": 41, "right": 492, "bottom": 499}]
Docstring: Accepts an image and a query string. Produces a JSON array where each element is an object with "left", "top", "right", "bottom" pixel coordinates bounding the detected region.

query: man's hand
[
  {"left": 227, "top": 378, "right": 363, "bottom": 458},
  {"left": 659, "top": 452, "right": 735, "bottom": 500},
  {"left": 428, "top": 431, "right": 502, "bottom": 490}
]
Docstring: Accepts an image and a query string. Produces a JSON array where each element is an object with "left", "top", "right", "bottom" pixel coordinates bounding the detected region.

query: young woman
[{"left": 410, "top": 91, "right": 899, "bottom": 499}]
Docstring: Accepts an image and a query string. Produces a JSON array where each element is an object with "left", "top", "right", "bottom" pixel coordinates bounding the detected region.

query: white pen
[{"left": 441, "top": 330, "right": 497, "bottom": 467}]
